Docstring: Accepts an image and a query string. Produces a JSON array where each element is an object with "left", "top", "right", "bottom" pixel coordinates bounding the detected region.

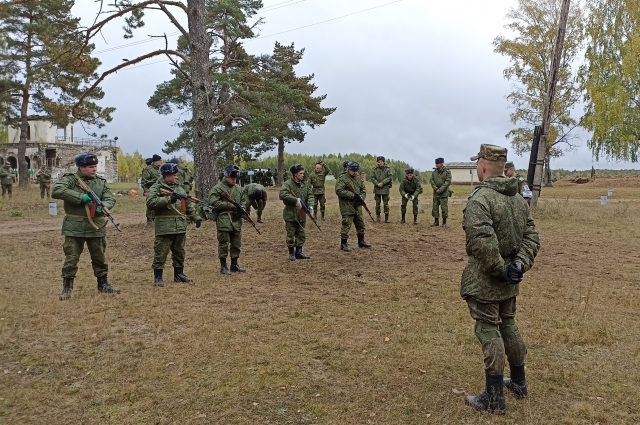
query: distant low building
[
  {"left": 446, "top": 162, "right": 479, "bottom": 185},
  {"left": 0, "top": 116, "right": 118, "bottom": 182}
]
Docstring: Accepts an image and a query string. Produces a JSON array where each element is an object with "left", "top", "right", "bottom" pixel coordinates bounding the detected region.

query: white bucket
[
  {"left": 607, "top": 189, "right": 613, "bottom": 197},
  {"left": 48, "top": 202, "right": 58, "bottom": 216},
  {"left": 600, "top": 196, "right": 607, "bottom": 206}
]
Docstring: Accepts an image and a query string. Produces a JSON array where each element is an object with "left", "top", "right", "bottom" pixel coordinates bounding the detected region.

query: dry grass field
[{"left": 1, "top": 177, "right": 639, "bottom": 425}]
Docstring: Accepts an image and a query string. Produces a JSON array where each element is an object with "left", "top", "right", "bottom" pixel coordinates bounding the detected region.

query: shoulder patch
[{"left": 468, "top": 187, "right": 481, "bottom": 199}]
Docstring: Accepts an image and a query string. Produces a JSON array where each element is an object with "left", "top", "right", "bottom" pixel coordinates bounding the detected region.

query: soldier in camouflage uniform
[
  {"left": 243, "top": 182, "right": 267, "bottom": 223},
  {"left": 169, "top": 158, "right": 194, "bottom": 195},
  {"left": 208, "top": 165, "right": 247, "bottom": 275},
  {"left": 371, "top": 156, "right": 393, "bottom": 222},
  {"left": 504, "top": 161, "right": 532, "bottom": 202},
  {"left": 265, "top": 168, "right": 273, "bottom": 186},
  {"left": 36, "top": 165, "right": 52, "bottom": 199},
  {"left": 429, "top": 157, "right": 452, "bottom": 227},
  {"left": 146, "top": 163, "right": 202, "bottom": 287},
  {"left": 280, "top": 164, "right": 315, "bottom": 260},
  {"left": 1, "top": 164, "right": 15, "bottom": 199},
  {"left": 341, "top": 160, "right": 349, "bottom": 174},
  {"left": 51, "top": 153, "right": 121, "bottom": 300},
  {"left": 335, "top": 161, "right": 371, "bottom": 251},
  {"left": 399, "top": 168, "right": 423, "bottom": 224},
  {"left": 309, "top": 159, "right": 331, "bottom": 221},
  {"left": 142, "top": 154, "right": 163, "bottom": 223},
  {"left": 462, "top": 144, "right": 540, "bottom": 414}
]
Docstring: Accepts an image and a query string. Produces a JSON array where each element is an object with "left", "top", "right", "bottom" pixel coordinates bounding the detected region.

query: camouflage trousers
[
  {"left": 1, "top": 184, "right": 12, "bottom": 198},
  {"left": 401, "top": 196, "right": 419, "bottom": 215},
  {"left": 466, "top": 296, "right": 527, "bottom": 375},
  {"left": 62, "top": 236, "right": 108, "bottom": 278},
  {"left": 217, "top": 229, "right": 241, "bottom": 259},
  {"left": 152, "top": 233, "right": 186, "bottom": 269},
  {"left": 340, "top": 211, "right": 366, "bottom": 240},
  {"left": 432, "top": 195, "right": 448, "bottom": 219},
  {"left": 374, "top": 194, "right": 390, "bottom": 215},
  {"left": 40, "top": 183, "right": 50, "bottom": 199},
  {"left": 285, "top": 219, "right": 306, "bottom": 247},
  {"left": 313, "top": 193, "right": 327, "bottom": 214}
]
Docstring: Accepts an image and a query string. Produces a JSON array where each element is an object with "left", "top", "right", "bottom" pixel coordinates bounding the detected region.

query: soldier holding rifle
[
  {"left": 335, "top": 161, "right": 372, "bottom": 252},
  {"left": 279, "top": 164, "right": 315, "bottom": 261}
]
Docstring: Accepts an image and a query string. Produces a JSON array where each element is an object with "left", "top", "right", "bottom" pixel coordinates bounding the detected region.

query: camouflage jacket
[
  {"left": 52, "top": 171, "right": 116, "bottom": 238},
  {"left": 243, "top": 183, "right": 266, "bottom": 209},
  {"left": 461, "top": 176, "right": 540, "bottom": 302},
  {"left": 335, "top": 172, "right": 367, "bottom": 215},
  {"left": 0, "top": 167, "right": 14, "bottom": 185},
  {"left": 430, "top": 167, "right": 452, "bottom": 197},
  {"left": 371, "top": 165, "right": 393, "bottom": 195},
  {"left": 308, "top": 164, "right": 331, "bottom": 195},
  {"left": 141, "top": 165, "right": 161, "bottom": 190},
  {"left": 36, "top": 170, "right": 52, "bottom": 184},
  {"left": 515, "top": 173, "right": 526, "bottom": 196},
  {"left": 146, "top": 179, "right": 200, "bottom": 236},
  {"left": 280, "top": 178, "right": 314, "bottom": 222},
  {"left": 208, "top": 180, "right": 246, "bottom": 232},
  {"left": 399, "top": 176, "right": 423, "bottom": 198},
  {"left": 177, "top": 165, "right": 194, "bottom": 194}
]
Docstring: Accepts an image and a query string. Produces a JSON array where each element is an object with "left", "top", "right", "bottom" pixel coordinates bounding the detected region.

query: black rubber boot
[
  {"left": 321, "top": 212, "right": 325, "bottom": 221},
  {"left": 295, "top": 246, "right": 310, "bottom": 259},
  {"left": 442, "top": 217, "right": 448, "bottom": 228},
  {"left": 220, "top": 258, "right": 231, "bottom": 275},
  {"left": 464, "top": 373, "right": 506, "bottom": 415},
  {"left": 430, "top": 218, "right": 439, "bottom": 227},
  {"left": 357, "top": 234, "right": 371, "bottom": 248},
  {"left": 341, "top": 239, "right": 351, "bottom": 252},
  {"left": 413, "top": 214, "right": 418, "bottom": 225},
  {"left": 230, "top": 258, "right": 246, "bottom": 273},
  {"left": 174, "top": 267, "right": 193, "bottom": 282},
  {"left": 288, "top": 246, "right": 296, "bottom": 261},
  {"left": 59, "top": 278, "right": 73, "bottom": 301},
  {"left": 384, "top": 214, "right": 390, "bottom": 223},
  {"left": 376, "top": 214, "right": 381, "bottom": 222},
  {"left": 97, "top": 275, "right": 120, "bottom": 293},
  {"left": 504, "top": 364, "right": 528, "bottom": 399},
  {"left": 401, "top": 213, "right": 406, "bottom": 224},
  {"left": 154, "top": 269, "right": 164, "bottom": 287}
]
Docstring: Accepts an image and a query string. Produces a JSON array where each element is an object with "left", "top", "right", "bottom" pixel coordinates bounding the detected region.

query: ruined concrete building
[{"left": 0, "top": 116, "right": 118, "bottom": 182}]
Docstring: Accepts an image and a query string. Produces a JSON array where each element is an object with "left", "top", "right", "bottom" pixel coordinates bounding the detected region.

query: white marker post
[
  {"left": 48, "top": 202, "right": 58, "bottom": 216},
  {"left": 600, "top": 196, "right": 607, "bottom": 206}
]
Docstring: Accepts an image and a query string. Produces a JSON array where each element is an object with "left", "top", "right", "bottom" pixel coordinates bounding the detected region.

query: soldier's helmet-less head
[
  {"left": 160, "top": 163, "right": 179, "bottom": 176},
  {"left": 347, "top": 161, "right": 360, "bottom": 171},
  {"left": 224, "top": 164, "right": 241, "bottom": 178},
  {"left": 470, "top": 144, "right": 508, "bottom": 162},
  {"left": 75, "top": 153, "right": 99, "bottom": 167}
]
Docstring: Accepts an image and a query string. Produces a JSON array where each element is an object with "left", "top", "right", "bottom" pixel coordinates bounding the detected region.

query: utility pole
[{"left": 530, "top": 0, "right": 571, "bottom": 208}]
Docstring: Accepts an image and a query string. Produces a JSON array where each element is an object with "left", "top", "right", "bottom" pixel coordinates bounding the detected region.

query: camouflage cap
[
  {"left": 470, "top": 144, "right": 508, "bottom": 162},
  {"left": 504, "top": 161, "right": 515, "bottom": 169}
]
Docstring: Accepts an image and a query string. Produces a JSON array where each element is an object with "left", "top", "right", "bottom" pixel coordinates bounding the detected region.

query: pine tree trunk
[
  {"left": 188, "top": 0, "right": 217, "bottom": 198},
  {"left": 543, "top": 153, "right": 553, "bottom": 187},
  {"left": 277, "top": 136, "right": 285, "bottom": 186},
  {"left": 17, "top": 90, "right": 29, "bottom": 188}
]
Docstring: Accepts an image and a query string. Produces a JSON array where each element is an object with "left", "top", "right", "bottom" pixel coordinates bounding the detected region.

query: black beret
[
  {"left": 75, "top": 153, "right": 99, "bottom": 167},
  {"left": 435, "top": 157, "right": 444, "bottom": 164}
]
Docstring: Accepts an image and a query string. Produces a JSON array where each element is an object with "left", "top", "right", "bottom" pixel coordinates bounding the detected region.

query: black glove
[
  {"left": 352, "top": 193, "right": 363, "bottom": 205},
  {"left": 232, "top": 208, "right": 243, "bottom": 222},
  {"left": 194, "top": 220, "right": 202, "bottom": 228},
  {"left": 504, "top": 262, "right": 524, "bottom": 285},
  {"left": 170, "top": 193, "right": 180, "bottom": 203}
]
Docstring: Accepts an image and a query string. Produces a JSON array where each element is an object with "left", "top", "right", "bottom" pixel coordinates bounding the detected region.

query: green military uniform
[
  {"left": 399, "top": 172, "right": 423, "bottom": 222},
  {"left": 177, "top": 164, "right": 194, "bottom": 194},
  {"left": 462, "top": 144, "right": 540, "bottom": 414},
  {"left": 1, "top": 165, "right": 14, "bottom": 199},
  {"left": 243, "top": 183, "right": 267, "bottom": 222},
  {"left": 208, "top": 179, "right": 246, "bottom": 261},
  {"left": 371, "top": 163, "right": 393, "bottom": 219},
  {"left": 142, "top": 164, "right": 161, "bottom": 222},
  {"left": 52, "top": 171, "right": 116, "bottom": 280},
  {"left": 36, "top": 167, "right": 52, "bottom": 199},
  {"left": 429, "top": 164, "right": 452, "bottom": 224},
  {"left": 146, "top": 179, "right": 201, "bottom": 272},
  {"left": 335, "top": 169, "right": 368, "bottom": 246},
  {"left": 309, "top": 162, "right": 331, "bottom": 218},
  {"left": 265, "top": 169, "right": 273, "bottom": 186},
  {"left": 279, "top": 176, "right": 314, "bottom": 250}
]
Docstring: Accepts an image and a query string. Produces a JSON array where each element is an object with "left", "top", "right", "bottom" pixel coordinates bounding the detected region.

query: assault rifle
[
  {"left": 158, "top": 188, "right": 213, "bottom": 213},
  {"left": 345, "top": 183, "right": 375, "bottom": 222},
  {"left": 75, "top": 179, "right": 122, "bottom": 232},
  {"left": 221, "top": 191, "right": 261, "bottom": 235},
  {"left": 290, "top": 190, "right": 321, "bottom": 231}
]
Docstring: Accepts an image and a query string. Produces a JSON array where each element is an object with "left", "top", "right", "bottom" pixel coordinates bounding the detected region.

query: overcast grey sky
[{"left": 73, "top": 0, "right": 638, "bottom": 171}]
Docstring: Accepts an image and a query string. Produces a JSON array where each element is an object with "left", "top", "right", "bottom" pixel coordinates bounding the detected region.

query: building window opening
[
  {"left": 45, "top": 148, "right": 57, "bottom": 168},
  {"left": 56, "top": 126, "right": 66, "bottom": 142}
]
